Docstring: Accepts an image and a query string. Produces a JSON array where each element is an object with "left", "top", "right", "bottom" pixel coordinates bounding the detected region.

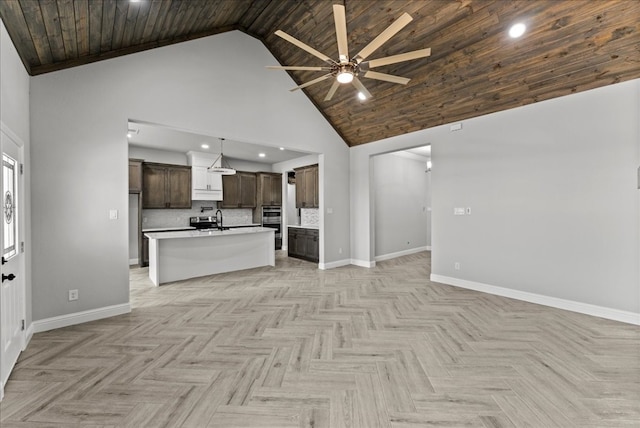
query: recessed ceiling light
[
  {"left": 508, "top": 22, "right": 526, "bottom": 38},
  {"left": 357, "top": 92, "right": 367, "bottom": 101},
  {"left": 279, "top": 147, "right": 285, "bottom": 151},
  {"left": 127, "top": 133, "right": 132, "bottom": 139},
  {"left": 201, "top": 144, "right": 209, "bottom": 149},
  {"left": 258, "top": 153, "right": 266, "bottom": 158}
]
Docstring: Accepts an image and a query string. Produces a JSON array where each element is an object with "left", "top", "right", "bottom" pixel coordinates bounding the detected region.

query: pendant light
[{"left": 208, "top": 138, "right": 236, "bottom": 175}]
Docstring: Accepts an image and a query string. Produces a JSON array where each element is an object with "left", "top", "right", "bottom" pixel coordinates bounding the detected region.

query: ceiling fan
[{"left": 267, "top": 3, "right": 431, "bottom": 101}]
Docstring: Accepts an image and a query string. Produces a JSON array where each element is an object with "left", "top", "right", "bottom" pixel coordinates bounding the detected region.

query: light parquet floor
[{"left": 1, "top": 251, "right": 639, "bottom": 427}]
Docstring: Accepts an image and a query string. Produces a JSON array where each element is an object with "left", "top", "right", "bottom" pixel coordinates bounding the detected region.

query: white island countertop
[
  {"left": 145, "top": 226, "right": 272, "bottom": 240},
  {"left": 146, "top": 227, "right": 275, "bottom": 286}
]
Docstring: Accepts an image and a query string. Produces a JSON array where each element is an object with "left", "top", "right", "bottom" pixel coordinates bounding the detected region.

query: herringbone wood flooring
[{"left": 1, "top": 251, "right": 639, "bottom": 427}]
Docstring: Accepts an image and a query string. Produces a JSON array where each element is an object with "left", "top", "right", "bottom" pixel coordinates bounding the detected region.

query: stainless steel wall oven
[{"left": 262, "top": 206, "right": 282, "bottom": 250}]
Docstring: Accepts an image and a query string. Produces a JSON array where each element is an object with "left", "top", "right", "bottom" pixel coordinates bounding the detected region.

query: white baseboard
[
  {"left": 32, "top": 303, "right": 132, "bottom": 333},
  {"left": 319, "top": 259, "right": 351, "bottom": 270},
  {"left": 375, "top": 246, "right": 428, "bottom": 262},
  {"left": 24, "top": 322, "right": 34, "bottom": 350},
  {"left": 129, "top": 258, "right": 139, "bottom": 265},
  {"left": 350, "top": 259, "right": 376, "bottom": 268},
  {"left": 430, "top": 274, "right": 640, "bottom": 326}
]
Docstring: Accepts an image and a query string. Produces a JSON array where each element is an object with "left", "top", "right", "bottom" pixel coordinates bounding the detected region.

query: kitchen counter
[
  {"left": 142, "top": 224, "right": 259, "bottom": 233},
  {"left": 146, "top": 227, "right": 275, "bottom": 286},
  {"left": 288, "top": 225, "right": 319, "bottom": 230},
  {"left": 145, "top": 226, "right": 272, "bottom": 240},
  {"left": 142, "top": 226, "right": 196, "bottom": 232}
]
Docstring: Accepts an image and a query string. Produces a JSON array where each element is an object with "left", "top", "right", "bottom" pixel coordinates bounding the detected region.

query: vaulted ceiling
[{"left": 1, "top": 0, "right": 638, "bottom": 147}]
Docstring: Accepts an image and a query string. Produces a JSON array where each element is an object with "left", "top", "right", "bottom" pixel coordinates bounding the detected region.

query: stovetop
[{"left": 189, "top": 216, "right": 219, "bottom": 229}]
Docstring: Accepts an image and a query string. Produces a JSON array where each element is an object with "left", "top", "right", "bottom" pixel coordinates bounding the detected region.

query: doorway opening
[{"left": 371, "top": 145, "right": 431, "bottom": 262}]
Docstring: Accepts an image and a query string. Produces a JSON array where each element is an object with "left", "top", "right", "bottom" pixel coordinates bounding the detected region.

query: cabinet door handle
[{"left": 2, "top": 273, "right": 15, "bottom": 282}]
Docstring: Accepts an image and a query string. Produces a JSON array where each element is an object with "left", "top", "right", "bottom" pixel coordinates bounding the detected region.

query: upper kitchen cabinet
[
  {"left": 294, "top": 164, "right": 319, "bottom": 208},
  {"left": 142, "top": 162, "right": 192, "bottom": 209},
  {"left": 186, "top": 152, "right": 222, "bottom": 201},
  {"left": 222, "top": 172, "right": 257, "bottom": 208},
  {"left": 129, "top": 159, "right": 143, "bottom": 193},
  {"left": 257, "top": 172, "right": 282, "bottom": 207}
]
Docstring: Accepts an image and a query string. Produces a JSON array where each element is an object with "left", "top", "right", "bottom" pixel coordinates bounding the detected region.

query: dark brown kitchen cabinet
[
  {"left": 222, "top": 171, "right": 256, "bottom": 208},
  {"left": 294, "top": 164, "right": 318, "bottom": 208},
  {"left": 129, "top": 159, "right": 143, "bottom": 193},
  {"left": 141, "top": 234, "right": 149, "bottom": 267},
  {"left": 142, "top": 162, "right": 191, "bottom": 209},
  {"left": 287, "top": 227, "right": 319, "bottom": 263},
  {"left": 257, "top": 172, "right": 282, "bottom": 206}
]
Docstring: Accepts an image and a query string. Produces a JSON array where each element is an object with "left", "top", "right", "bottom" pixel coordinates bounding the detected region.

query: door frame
[{"left": 0, "top": 122, "right": 27, "bottom": 401}]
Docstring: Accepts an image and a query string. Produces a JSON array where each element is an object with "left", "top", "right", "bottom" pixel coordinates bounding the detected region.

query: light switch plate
[
  {"left": 454, "top": 207, "right": 465, "bottom": 216},
  {"left": 109, "top": 209, "right": 118, "bottom": 220}
]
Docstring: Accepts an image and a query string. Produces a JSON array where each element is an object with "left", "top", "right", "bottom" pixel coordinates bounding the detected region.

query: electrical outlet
[
  {"left": 454, "top": 262, "right": 460, "bottom": 270},
  {"left": 68, "top": 289, "right": 79, "bottom": 301}
]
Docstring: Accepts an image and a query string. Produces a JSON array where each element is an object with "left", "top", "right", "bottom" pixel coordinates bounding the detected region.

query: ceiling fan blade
[
  {"left": 266, "top": 65, "right": 329, "bottom": 71},
  {"left": 354, "top": 12, "right": 413, "bottom": 62},
  {"left": 289, "top": 74, "right": 333, "bottom": 92},
  {"left": 351, "top": 77, "right": 372, "bottom": 99},
  {"left": 324, "top": 80, "right": 341, "bottom": 101},
  {"left": 366, "top": 48, "right": 431, "bottom": 69},
  {"left": 333, "top": 4, "right": 349, "bottom": 64},
  {"left": 363, "top": 70, "right": 410, "bottom": 85},
  {"left": 275, "top": 30, "right": 335, "bottom": 64}
]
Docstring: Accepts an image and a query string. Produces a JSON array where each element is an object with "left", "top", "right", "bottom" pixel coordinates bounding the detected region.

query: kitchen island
[{"left": 145, "top": 227, "right": 275, "bottom": 286}]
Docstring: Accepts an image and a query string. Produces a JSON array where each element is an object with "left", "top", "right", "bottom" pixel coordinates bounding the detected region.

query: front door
[{"left": 0, "top": 127, "right": 25, "bottom": 398}]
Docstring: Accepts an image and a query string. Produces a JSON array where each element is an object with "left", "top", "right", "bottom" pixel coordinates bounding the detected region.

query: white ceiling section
[{"left": 128, "top": 121, "right": 311, "bottom": 164}]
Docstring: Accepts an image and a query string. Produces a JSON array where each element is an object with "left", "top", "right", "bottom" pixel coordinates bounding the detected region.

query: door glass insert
[{"left": 3, "top": 154, "right": 17, "bottom": 259}]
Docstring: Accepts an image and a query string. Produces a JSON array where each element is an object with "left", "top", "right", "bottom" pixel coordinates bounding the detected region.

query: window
[{"left": 3, "top": 154, "right": 17, "bottom": 260}]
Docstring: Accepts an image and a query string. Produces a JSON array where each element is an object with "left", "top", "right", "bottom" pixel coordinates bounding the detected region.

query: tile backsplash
[
  {"left": 301, "top": 208, "right": 319, "bottom": 227},
  {"left": 142, "top": 201, "right": 253, "bottom": 229}
]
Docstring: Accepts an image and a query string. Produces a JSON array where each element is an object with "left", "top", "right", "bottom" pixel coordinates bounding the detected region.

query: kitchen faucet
[{"left": 215, "top": 209, "right": 223, "bottom": 230}]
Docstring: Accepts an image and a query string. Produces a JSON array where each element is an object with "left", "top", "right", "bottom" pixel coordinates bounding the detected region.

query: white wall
[
  {"left": 30, "top": 31, "right": 349, "bottom": 321},
  {"left": 0, "top": 21, "right": 31, "bottom": 326},
  {"left": 223, "top": 158, "right": 273, "bottom": 173},
  {"left": 351, "top": 79, "right": 640, "bottom": 319},
  {"left": 373, "top": 152, "right": 430, "bottom": 259},
  {"left": 129, "top": 146, "right": 187, "bottom": 165}
]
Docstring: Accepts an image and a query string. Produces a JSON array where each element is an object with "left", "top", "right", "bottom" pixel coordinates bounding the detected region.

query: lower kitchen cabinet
[
  {"left": 142, "top": 234, "right": 149, "bottom": 267},
  {"left": 287, "top": 227, "right": 319, "bottom": 263}
]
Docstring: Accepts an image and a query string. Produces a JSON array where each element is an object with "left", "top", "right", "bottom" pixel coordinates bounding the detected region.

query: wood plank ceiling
[{"left": 1, "top": 0, "right": 639, "bottom": 147}]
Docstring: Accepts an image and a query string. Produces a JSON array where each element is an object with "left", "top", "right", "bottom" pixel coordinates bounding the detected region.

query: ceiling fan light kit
[
  {"left": 267, "top": 4, "right": 431, "bottom": 101},
  {"left": 337, "top": 68, "right": 354, "bottom": 84}
]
